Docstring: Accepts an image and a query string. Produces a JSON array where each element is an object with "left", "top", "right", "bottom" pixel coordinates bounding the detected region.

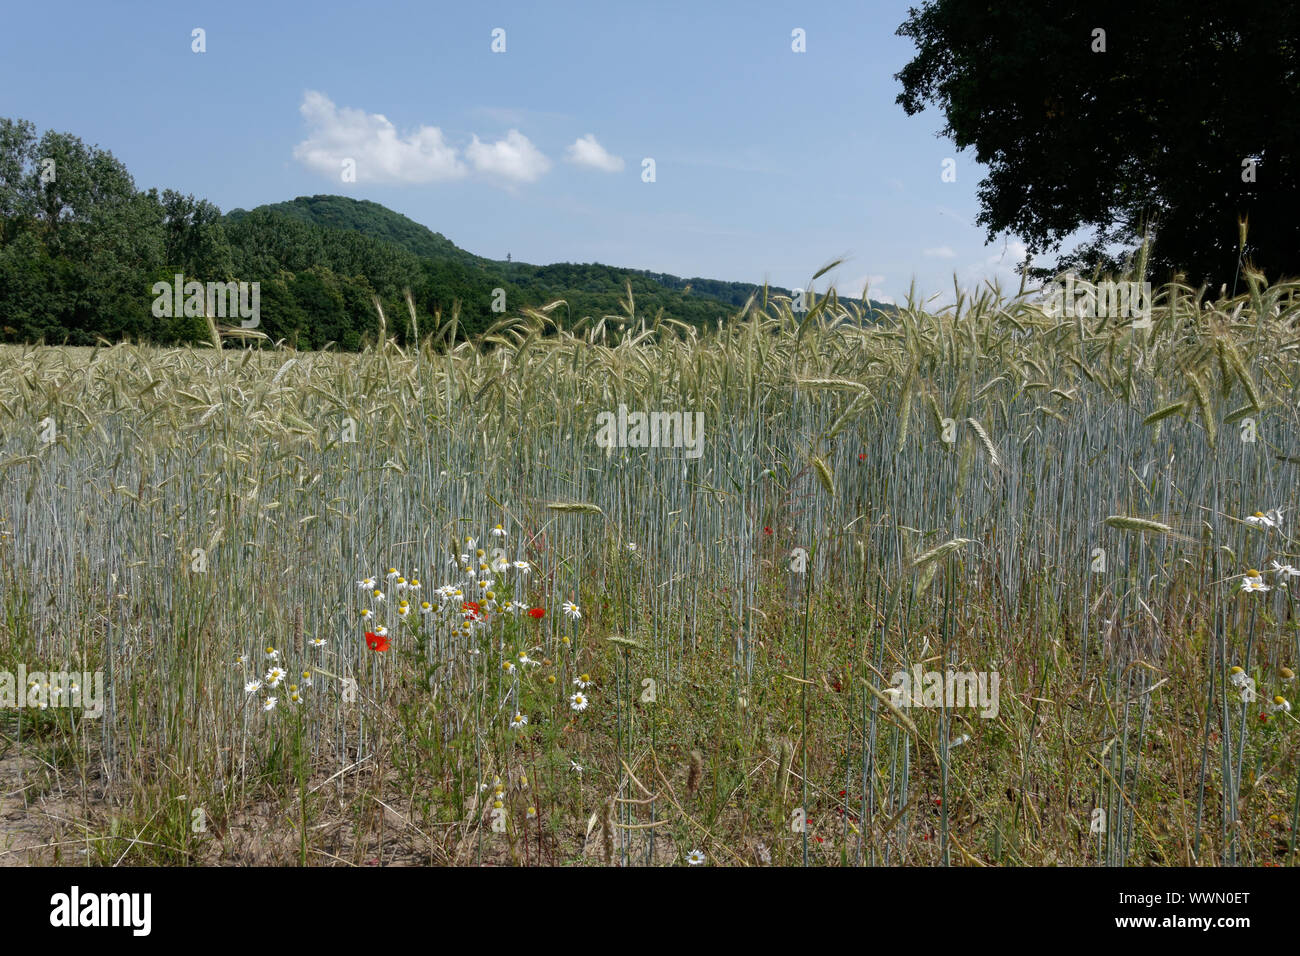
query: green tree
[{"left": 895, "top": 1, "right": 1300, "bottom": 285}]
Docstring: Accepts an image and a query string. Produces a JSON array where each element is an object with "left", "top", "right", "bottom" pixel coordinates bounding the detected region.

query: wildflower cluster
[
  {"left": 349, "top": 524, "right": 587, "bottom": 728},
  {"left": 235, "top": 641, "right": 314, "bottom": 713},
  {"left": 1240, "top": 509, "right": 1298, "bottom": 594}
]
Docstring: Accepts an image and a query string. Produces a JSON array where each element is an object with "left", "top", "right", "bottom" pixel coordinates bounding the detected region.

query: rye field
[{"left": 1, "top": 276, "right": 1299, "bottom": 867}]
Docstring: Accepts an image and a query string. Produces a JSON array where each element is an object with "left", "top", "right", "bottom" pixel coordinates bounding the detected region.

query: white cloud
[
  {"left": 953, "top": 240, "right": 1032, "bottom": 297},
  {"left": 923, "top": 245, "right": 956, "bottom": 259},
  {"left": 828, "top": 273, "right": 885, "bottom": 299},
  {"left": 565, "top": 134, "right": 624, "bottom": 172},
  {"left": 466, "top": 129, "right": 552, "bottom": 183},
  {"left": 292, "top": 90, "right": 465, "bottom": 184}
]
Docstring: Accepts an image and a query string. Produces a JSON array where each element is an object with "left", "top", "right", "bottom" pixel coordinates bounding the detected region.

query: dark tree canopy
[{"left": 895, "top": 1, "right": 1300, "bottom": 286}]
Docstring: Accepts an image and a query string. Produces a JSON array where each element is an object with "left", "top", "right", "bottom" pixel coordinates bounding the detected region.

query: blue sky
[{"left": 0, "top": 0, "right": 1041, "bottom": 305}]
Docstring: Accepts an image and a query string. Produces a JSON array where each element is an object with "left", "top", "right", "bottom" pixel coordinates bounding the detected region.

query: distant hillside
[
  {"left": 226, "top": 195, "right": 481, "bottom": 266},
  {"left": 0, "top": 113, "right": 887, "bottom": 351},
  {"left": 228, "top": 194, "right": 888, "bottom": 320}
]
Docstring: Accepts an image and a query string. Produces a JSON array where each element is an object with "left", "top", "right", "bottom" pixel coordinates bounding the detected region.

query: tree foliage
[{"left": 895, "top": 1, "right": 1300, "bottom": 285}]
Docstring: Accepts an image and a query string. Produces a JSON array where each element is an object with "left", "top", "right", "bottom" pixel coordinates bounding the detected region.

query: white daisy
[
  {"left": 513, "top": 560, "right": 531, "bottom": 573},
  {"left": 686, "top": 849, "right": 706, "bottom": 865},
  {"left": 569, "top": 691, "right": 589, "bottom": 712},
  {"left": 357, "top": 577, "right": 376, "bottom": 590},
  {"left": 244, "top": 679, "right": 262, "bottom": 694},
  {"left": 491, "top": 524, "right": 507, "bottom": 537},
  {"left": 1242, "top": 569, "right": 1271, "bottom": 593},
  {"left": 562, "top": 600, "right": 581, "bottom": 620},
  {"left": 265, "top": 666, "right": 287, "bottom": 688},
  {"left": 1245, "top": 509, "right": 1282, "bottom": 529},
  {"left": 263, "top": 645, "right": 280, "bottom": 661},
  {"left": 1271, "top": 695, "right": 1292, "bottom": 713},
  {"left": 1270, "top": 560, "right": 1300, "bottom": 580},
  {"left": 263, "top": 696, "right": 278, "bottom": 712},
  {"left": 573, "top": 673, "right": 593, "bottom": 689},
  {"left": 309, "top": 637, "right": 326, "bottom": 648},
  {"left": 510, "top": 712, "right": 528, "bottom": 729}
]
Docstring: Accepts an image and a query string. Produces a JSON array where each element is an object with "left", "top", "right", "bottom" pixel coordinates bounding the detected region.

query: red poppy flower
[
  {"left": 858, "top": 452, "right": 867, "bottom": 461},
  {"left": 365, "top": 631, "right": 390, "bottom": 652},
  {"left": 462, "top": 600, "right": 481, "bottom": 614},
  {"left": 763, "top": 526, "right": 773, "bottom": 535},
  {"left": 529, "top": 607, "right": 545, "bottom": 619}
]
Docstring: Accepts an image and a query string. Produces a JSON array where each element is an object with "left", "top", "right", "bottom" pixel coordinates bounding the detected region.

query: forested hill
[
  {"left": 226, "top": 195, "right": 482, "bottom": 266},
  {"left": 0, "top": 118, "right": 885, "bottom": 350},
  {"left": 226, "top": 193, "right": 882, "bottom": 325}
]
